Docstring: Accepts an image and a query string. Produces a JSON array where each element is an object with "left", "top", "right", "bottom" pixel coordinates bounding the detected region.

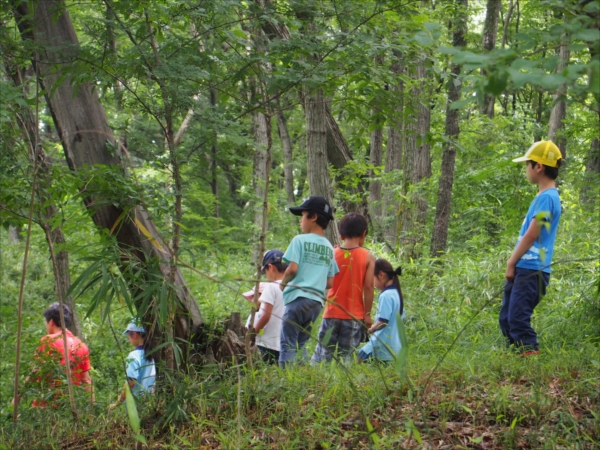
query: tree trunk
[
  {"left": 383, "top": 54, "right": 404, "bottom": 247},
  {"left": 547, "top": 23, "right": 570, "bottom": 159},
  {"left": 14, "top": 0, "right": 203, "bottom": 356},
  {"left": 580, "top": 137, "right": 600, "bottom": 208},
  {"left": 8, "top": 226, "right": 21, "bottom": 243},
  {"left": 252, "top": 110, "right": 270, "bottom": 261},
  {"left": 276, "top": 102, "right": 295, "bottom": 206},
  {"left": 401, "top": 60, "right": 431, "bottom": 256},
  {"left": 430, "top": 0, "right": 468, "bottom": 258},
  {"left": 305, "top": 87, "right": 338, "bottom": 244},
  {"left": 255, "top": 0, "right": 365, "bottom": 214},
  {"left": 481, "top": 0, "right": 501, "bottom": 118},
  {"left": 369, "top": 111, "right": 384, "bottom": 221}
]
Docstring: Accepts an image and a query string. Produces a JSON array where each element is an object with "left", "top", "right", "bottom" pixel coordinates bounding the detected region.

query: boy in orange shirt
[{"left": 312, "top": 213, "right": 375, "bottom": 363}]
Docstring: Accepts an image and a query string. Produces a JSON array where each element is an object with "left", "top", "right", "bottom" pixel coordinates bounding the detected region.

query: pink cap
[{"left": 242, "top": 282, "right": 266, "bottom": 301}]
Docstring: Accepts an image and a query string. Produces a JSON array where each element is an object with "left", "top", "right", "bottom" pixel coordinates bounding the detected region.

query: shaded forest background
[{"left": 0, "top": 0, "right": 599, "bottom": 448}]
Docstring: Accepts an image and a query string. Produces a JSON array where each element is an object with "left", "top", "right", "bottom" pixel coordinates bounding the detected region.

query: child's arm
[
  {"left": 363, "top": 253, "right": 375, "bottom": 327},
  {"left": 368, "top": 320, "right": 387, "bottom": 334},
  {"left": 253, "top": 303, "right": 273, "bottom": 332},
  {"left": 326, "top": 276, "right": 334, "bottom": 290},
  {"left": 108, "top": 379, "right": 136, "bottom": 409},
  {"left": 280, "top": 262, "right": 298, "bottom": 291},
  {"left": 506, "top": 219, "right": 541, "bottom": 281}
]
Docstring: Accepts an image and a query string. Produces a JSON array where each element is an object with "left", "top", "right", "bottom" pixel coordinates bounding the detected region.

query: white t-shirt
[{"left": 246, "top": 280, "right": 284, "bottom": 351}]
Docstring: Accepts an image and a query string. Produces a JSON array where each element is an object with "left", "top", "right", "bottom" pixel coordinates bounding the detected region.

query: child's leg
[
  {"left": 312, "top": 318, "right": 341, "bottom": 363},
  {"left": 295, "top": 299, "right": 322, "bottom": 364},
  {"left": 336, "top": 319, "right": 363, "bottom": 361},
  {"left": 499, "top": 281, "right": 515, "bottom": 347},
  {"left": 507, "top": 268, "right": 549, "bottom": 351},
  {"left": 279, "top": 298, "right": 321, "bottom": 367}
]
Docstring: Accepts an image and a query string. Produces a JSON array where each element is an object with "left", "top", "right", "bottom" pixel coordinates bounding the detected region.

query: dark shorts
[
  {"left": 499, "top": 267, "right": 550, "bottom": 351},
  {"left": 312, "top": 318, "right": 363, "bottom": 363},
  {"left": 257, "top": 345, "right": 279, "bottom": 365}
]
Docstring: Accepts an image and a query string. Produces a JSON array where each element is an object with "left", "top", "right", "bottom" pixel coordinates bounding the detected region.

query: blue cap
[
  {"left": 122, "top": 322, "right": 146, "bottom": 335},
  {"left": 261, "top": 250, "right": 284, "bottom": 273}
]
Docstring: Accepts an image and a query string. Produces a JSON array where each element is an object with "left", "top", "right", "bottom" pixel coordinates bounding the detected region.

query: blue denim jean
[
  {"left": 499, "top": 267, "right": 549, "bottom": 351},
  {"left": 279, "top": 297, "right": 322, "bottom": 368}
]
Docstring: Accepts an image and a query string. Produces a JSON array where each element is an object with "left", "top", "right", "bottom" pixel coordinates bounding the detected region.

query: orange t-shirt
[
  {"left": 32, "top": 330, "right": 91, "bottom": 407},
  {"left": 323, "top": 247, "right": 369, "bottom": 320}
]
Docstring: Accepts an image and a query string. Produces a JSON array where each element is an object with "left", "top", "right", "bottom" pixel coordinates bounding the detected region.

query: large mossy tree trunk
[
  {"left": 430, "top": 0, "right": 468, "bottom": 258},
  {"left": 14, "top": 0, "right": 203, "bottom": 361}
]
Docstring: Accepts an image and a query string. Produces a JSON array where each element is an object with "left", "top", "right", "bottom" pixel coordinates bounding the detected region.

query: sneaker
[{"left": 520, "top": 349, "right": 540, "bottom": 357}]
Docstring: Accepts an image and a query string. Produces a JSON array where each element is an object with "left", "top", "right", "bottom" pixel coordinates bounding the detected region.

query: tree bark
[
  {"left": 276, "top": 102, "right": 295, "bottom": 206},
  {"left": 401, "top": 60, "right": 431, "bottom": 256},
  {"left": 430, "top": 0, "right": 468, "bottom": 258},
  {"left": 383, "top": 54, "right": 404, "bottom": 247},
  {"left": 481, "top": 0, "right": 501, "bottom": 118},
  {"left": 252, "top": 110, "right": 270, "bottom": 261},
  {"left": 14, "top": 0, "right": 203, "bottom": 356},
  {"left": 369, "top": 111, "right": 384, "bottom": 220},
  {"left": 580, "top": 137, "right": 600, "bottom": 208},
  {"left": 305, "top": 87, "right": 339, "bottom": 244},
  {"left": 547, "top": 22, "right": 570, "bottom": 159}
]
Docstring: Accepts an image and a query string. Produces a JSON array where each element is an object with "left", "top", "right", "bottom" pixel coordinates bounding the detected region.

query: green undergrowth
[{"left": 2, "top": 344, "right": 599, "bottom": 449}]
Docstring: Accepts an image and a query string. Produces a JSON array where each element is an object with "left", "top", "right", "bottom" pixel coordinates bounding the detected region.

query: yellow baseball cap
[{"left": 512, "top": 141, "right": 563, "bottom": 168}]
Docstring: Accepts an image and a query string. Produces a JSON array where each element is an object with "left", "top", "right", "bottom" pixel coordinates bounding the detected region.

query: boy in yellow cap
[{"left": 500, "top": 141, "right": 563, "bottom": 356}]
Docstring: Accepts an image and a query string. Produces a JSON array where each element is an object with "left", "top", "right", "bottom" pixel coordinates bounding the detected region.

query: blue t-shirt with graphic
[
  {"left": 359, "top": 286, "right": 403, "bottom": 361},
  {"left": 282, "top": 234, "right": 339, "bottom": 306},
  {"left": 126, "top": 348, "right": 156, "bottom": 396},
  {"left": 515, "top": 188, "right": 561, "bottom": 273}
]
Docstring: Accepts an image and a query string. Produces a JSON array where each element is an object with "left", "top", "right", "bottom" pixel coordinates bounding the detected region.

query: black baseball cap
[
  {"left": 289, "top": 196, "right": 334, "bottom": 220},
  {"left": 261, "top": 250, "right": 284, "bottom": 273}
]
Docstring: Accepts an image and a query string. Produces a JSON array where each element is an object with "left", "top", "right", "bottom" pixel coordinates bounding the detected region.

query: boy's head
[
  {"left": 289, "top": 196, "right": 333, "bottom": 231},
  {"left": 43, "top": 302, "right": 72, "bottom": 331},
  {"left": 338, "top": 213, "right": 368, "bottom": 241},
  {"left": 512, "top": 141, "right": 562, "bottom": 181},
  {"left": 261, "top": 250, "right": 287, "bottom": 275}
]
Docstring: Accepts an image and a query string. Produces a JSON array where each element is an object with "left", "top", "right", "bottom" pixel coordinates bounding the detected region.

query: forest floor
[{"left": 3, "top": 342, "right": 599, "bottom": 449}]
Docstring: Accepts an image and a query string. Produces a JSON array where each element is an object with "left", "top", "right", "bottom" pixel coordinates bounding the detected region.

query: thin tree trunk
[
  {"left": 547, "top": 22, "right": 570, "bottom": 159},
  {"left": 14, "top": 0, "right": 203, "bottom": 356},
  {"left": 369, "top": 110, "right": 384, "bottom": 220},
  {"left": 430, "top": 0, "right": 468, "bottom": 258},
  {"left": 8, "top": 226, "right": 21, "bottom": 243},
  {"left": 580, "top": 137, "right": 600, "bottom": 208},
  {"left": 305, "top": 87, "right": 338, "bottom": 245},
  {"left": 252, "top": 110, "right": 270, "bottom": 261},
  {"left": 481, "top": 0, "right": 501, "bottom": 118},
  {"left": 276, "top": 101, "right": 295, "bottom": 205},
  {"left": 384, "top": 53, "right": 404, "bottom": 247}
]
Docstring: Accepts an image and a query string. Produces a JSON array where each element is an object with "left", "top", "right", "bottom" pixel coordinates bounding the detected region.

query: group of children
[
  {"left": 247, "top": 140, "right": 564, "bottom": 365},
  {"left": 22, "top": 141, "right": 563, "bottom": 409},
  {"left": 246, "top": 197, "right": 405, "bottom": 367}
]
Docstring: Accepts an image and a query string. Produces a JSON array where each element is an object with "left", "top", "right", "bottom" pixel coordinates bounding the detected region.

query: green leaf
[
  {"left": 485, "top": 71, "right": 507, "bottom": 96},
  {"left": 125, "top": 383, "right": 141, "bottom": 435},
  {"left": 366, "top": 419, "right": 381, "bottom": 449},
  {"left": 449, "top": 96, "right": 476, "bottom": 110},
  {"left": 438, "top": 46, "right": 459, "bottom": 55},
  {"left": 573, "top": 29, "right": 600, "bottom": 43},
  {"left": 414, "top": 31, "right": 433, "bottom": 46},
  {"left": 538, "top": 74, "right": 564, "bottom": 91}
]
